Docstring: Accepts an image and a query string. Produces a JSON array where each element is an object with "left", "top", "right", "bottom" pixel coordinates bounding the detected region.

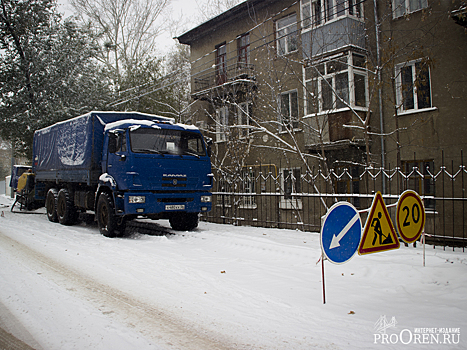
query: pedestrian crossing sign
[{"left": 358, "top": 191, "right": 400, "bottom": 255}]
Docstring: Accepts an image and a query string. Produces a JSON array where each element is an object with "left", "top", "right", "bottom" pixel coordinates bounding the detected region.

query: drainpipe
[{"left": 373, "top": 0, "right": 386, "bottom": 193}]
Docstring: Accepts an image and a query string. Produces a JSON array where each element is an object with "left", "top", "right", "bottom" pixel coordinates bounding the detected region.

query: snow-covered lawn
[{"left": 0, "top": 194, "right": 466, "bottom": 349}]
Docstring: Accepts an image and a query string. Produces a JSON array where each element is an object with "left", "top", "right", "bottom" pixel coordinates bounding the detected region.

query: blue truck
[{"left": 15, "top": 111, "right": 213, "bottom": 236}]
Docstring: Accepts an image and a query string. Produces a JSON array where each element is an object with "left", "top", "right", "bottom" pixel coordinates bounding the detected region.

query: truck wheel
[
  {"left": 97, "top": 192, "right": 122, "bottom": 238},
  {"left": 169, "top": 213, "right": 199, "bottom": 231},
  {"left": 46, "top": 188, "right": 59, "bottom": 222},
  {"left": 57, "top": 189, "right": 77, "bottom": 225}
]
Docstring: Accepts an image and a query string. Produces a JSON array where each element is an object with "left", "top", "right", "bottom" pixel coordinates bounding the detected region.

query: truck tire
[
  {"left": 57, "top": 189, "right": 77, "bottom": 225},
  {"left": 46, "top": 188, "right": 59, "bottom": 222},
  {"left": 97, "top": 192, "right": 125, "bottom": 237},
  {"left": 169, "top": 213, "right": 199, "bottom": 231}
]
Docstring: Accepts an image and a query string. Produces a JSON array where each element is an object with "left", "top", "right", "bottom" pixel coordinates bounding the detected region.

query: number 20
[{"left": 402, "top": 204, "right": 420, "bottom": 227}]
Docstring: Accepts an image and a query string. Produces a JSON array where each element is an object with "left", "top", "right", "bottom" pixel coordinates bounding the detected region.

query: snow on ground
[{"left": 0, "top": 194, "right": 466, "bottom": 350}]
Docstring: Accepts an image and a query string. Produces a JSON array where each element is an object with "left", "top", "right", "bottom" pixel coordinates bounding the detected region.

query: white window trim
[
  {"left": 301, "top": 0, "right": 364, "bottom": 33},
  {"left": 395, "top": 58, "right": 433, "bottom": 114},
  {"left": 303, "top": 51, "right": 369, "bottom": 116},
  {"left": 279, "top": 168, "right": 303, "bottom": 210},
  {"left": 216, "top": 106, "right": 229, "bottom": 142},
  {"left": 279, "top": 89, "right": 301, "bottom": 132},
  {"left": 392, "top": 0, "right": 429, "bottom": 19},
  {"left": 237, "top": 102, "right": 251, "bottom": 139},
  {"left": 276, "top": 13, "right": 298, "bottom": 55}
]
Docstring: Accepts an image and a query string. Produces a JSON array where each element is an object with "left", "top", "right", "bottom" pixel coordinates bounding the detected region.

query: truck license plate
[{"left": 165, "top": 204, "right": 185, "bottom": 210}]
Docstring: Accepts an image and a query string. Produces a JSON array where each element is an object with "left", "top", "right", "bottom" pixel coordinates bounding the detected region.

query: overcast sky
[{"left": 57, "top": 0, "right": 210, "bottom": 54}]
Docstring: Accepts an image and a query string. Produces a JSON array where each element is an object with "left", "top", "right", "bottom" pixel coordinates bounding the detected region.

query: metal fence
[{"left": 201, "top": 151, "right": 467, "bottom": 250}]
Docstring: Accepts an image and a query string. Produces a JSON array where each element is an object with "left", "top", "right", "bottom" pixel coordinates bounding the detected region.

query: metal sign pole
[{"left": 321, "top": 252, "right": 326, "bottom": 304}]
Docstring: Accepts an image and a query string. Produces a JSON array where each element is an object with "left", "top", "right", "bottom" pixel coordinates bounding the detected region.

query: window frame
[
  {"left": 216, "top": 106, "right": 229, "bottom": 142},
  {"left": 279, "top": 89, "right": 300, "bottom": 131},
  {"left": 276, "top": 13, "right": 298, "bottom": 55},
  {"left": 395, "top": 59, "right": 432, "bottom": 114},
  {"left": 237, "top": 33, "right": 250, "bottom": 67},
  {"left": 280, "top": 168, "right": 303, "bottom": 209},
  {"left": 392, "top": 0, "right": 428, "bottom": 18},
  {"left": 304, "top": 51, "right": 368, "bottom": 115},
  {"left": 240, "top": 167, "right": 257, "bottom": 209},
  {"left": 301, "top": 0, "right": 363, "bottom": 32},
  {"left": 237, "top": 102, "right": 252, "bottom": 139}
]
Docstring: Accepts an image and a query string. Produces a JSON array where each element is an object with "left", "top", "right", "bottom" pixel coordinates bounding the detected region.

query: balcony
[
  {"left": 192, "top": 62, "right": 256, "bottom": 99},
  {"left": 304, "top": 110, "right": 366, "bottom": 151}
]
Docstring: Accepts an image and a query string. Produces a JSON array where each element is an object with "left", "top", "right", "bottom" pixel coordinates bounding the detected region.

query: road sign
[
  {"left": 358, "top": 192, "right": 400, "bottom": 255},
  {"left": 321, "top": 201, "right": 362, "bottom": 264},
  {"left": 396, "top": 190, "right": 425, "bottom": 244}
]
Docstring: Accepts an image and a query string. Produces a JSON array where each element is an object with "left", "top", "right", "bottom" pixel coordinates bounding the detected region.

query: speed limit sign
[{"left": 396, "top": 190, "right": 426, "bottom": 244}]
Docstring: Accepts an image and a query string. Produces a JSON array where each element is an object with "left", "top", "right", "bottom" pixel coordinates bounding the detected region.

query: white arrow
[{"left": 329, "top": 213, "right": 360, "bottom": 249}]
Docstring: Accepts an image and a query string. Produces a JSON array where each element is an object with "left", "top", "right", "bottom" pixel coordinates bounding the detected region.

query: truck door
[{"left": 107, "top": 131, "right": 131, "bottom": 190}]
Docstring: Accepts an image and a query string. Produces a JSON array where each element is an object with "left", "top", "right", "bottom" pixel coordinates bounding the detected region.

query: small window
[
  {"left": 280, "top": 168, "right": 302, "bottom": 209},
  {"left": 280, "top": 90, "right": 299, "bottom": 130},
  {"left": 237, "top": 102, "right": 252, "bottom": 138},
  {"left": 393, "top": 0, "right": 428, "bottom": 18},
  {"left": 237, "top": 33, "right": 250, "bottom": 67},
  {"left": 276, "top": 14, "right": 298, "bottom": 55},
  {"left": 216, "top": 106, "right": 229, "bottom": 142}
]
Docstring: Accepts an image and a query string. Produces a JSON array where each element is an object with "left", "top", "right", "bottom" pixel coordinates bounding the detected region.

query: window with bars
[
  {"left": 280, "top": 168, "right": 303, "bottom": 209},
  {"left": 335, "top": 166, "right": 361, "bottom": 208},
  {"left": 403, "top": 160, "right": 435, "bottom": 210},
  {"left": 241, "top": 168, "right": 256, "bottom": 208}
]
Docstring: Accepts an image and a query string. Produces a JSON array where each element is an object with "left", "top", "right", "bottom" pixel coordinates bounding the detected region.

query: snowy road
[{"left": 1, "top": 194, "right": 467, "bottom": 349}]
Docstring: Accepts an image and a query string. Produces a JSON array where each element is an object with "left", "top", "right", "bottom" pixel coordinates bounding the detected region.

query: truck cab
[{"left": 97, "top": 119, "right": 213, "bottom": 234}]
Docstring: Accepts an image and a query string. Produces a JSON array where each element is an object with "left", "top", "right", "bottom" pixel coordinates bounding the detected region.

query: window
[
  {"left": 129, "top": 129, "right": 206, "bottom": 156},
  {"left": 335, "top": 166, "right": 360, "bottom": 207},
  {"left": 237, "top": 102, "right": 252, "bottom": 138},
  {"left": 304, "top": 52, "right": 367, "bottom": 114},
  {"left": 241, "top": 168, "right": 256, "bottom": 208},
  {"left": 403, "top": 160, "right": 435, "bottom": 209},
  {"left": 395, "top": 59, "right": 432, "bottom": 113},
  {"left": 301, "top": 0, "right": 362, "bottom": 30},
  {"left": 216, "top": 43, "right": 227, "bottom": 85},
  {"left": 109, "top": 132, "right": 127, "bottom": 153},
  {"left": 280, "top": 168, "right": 302, "bottom": 209},
  {"left": 237, "top": 33, "right": 250, "bottom": 67},
  {"left": 393, "top": 0, "right": 428, "bottom": 18},
  {"left": 216, "top": 106, "right": 229, "bottom": 142},
  {"left": 276, "top": 14, "right": 298, "bottom": 55},
  {"left": 280, "top": 90, "right": 299, "bottom": 131}
]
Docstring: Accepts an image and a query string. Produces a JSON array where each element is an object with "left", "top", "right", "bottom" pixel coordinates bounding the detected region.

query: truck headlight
[
  {"left": 201, "top": 195, "right": 212, "bottom": 203},
  {"left": 129, "top": 195, "right": 146, "bottom": 204}
]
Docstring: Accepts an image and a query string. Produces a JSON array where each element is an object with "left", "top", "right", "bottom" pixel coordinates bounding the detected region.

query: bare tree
[{"left": 70, "top": 0, "right": 170, "bottom": 84}]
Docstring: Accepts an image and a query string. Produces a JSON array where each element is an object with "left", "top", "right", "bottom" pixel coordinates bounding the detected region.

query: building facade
[{"left": 177, "top": 0, "right": 467, "bottom": 236}]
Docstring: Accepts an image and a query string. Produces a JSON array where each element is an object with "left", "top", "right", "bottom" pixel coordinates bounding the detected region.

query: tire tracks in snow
[{"left": 0, "top": 231, "right": 240, "bottom": 350}]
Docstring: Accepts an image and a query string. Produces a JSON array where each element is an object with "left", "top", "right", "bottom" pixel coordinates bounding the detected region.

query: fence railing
[{"left": 202, "top": 151, "right": 467, "bottom": 250}]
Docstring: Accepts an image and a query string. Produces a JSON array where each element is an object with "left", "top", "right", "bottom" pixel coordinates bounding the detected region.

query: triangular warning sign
[{"left": 358, "top": 191, "right": 400, "bottom": 255}]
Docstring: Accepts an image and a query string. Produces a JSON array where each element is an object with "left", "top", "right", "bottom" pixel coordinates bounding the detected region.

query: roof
[{"left": 176, "top": 0, "right": 267, "bottom": 45}]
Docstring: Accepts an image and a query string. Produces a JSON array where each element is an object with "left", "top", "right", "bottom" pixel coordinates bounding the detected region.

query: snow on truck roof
[{"left": 35, "top": 111, "right": 199, "bottom": 134}]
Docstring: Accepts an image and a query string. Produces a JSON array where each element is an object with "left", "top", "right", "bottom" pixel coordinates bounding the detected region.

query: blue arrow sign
[{"left": 321, "top": 201, "right": 362, "bottom": 264}]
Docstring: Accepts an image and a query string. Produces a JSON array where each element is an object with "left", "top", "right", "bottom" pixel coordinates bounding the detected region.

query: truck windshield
[{"left": 130, "top": 128, "right": 206, "bottom": 157}]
